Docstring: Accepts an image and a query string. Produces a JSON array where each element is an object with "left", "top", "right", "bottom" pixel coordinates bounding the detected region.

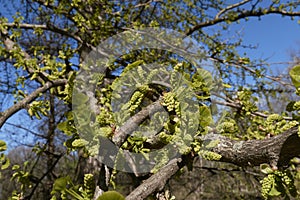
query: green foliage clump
[
  {"left": 260, "top": 168, "right": 297, "bottom": 200},
  {"left": 289, "top": 65, "right": 300, "bottom": 88},
  {"left": 51, "top": 174, "right": 98, "bottom": 200},
  {"left": 237, "top": 90, "right": 258, "bottom": 115},
  {"left": 11, "top": 162, "right": 33, "bottom": 193},
  {"left": 265, "top": 114, "right": 298, "bottom": 135},
  {"left": 97, "top": 191, "right": 125, "bottom": 200},
  {"left": 198, "top": 150, "right": 222, "bottom": 161},
  {"left": 162, "top": 92, "right": 180, "bottom": 113},
  {"left": 192, "top": 68, "right": 213, "bottom": 99},
  {"left": 28, "top": 100, "right": 50, "bottom": 120},
  {"left": 82, "top": 174, "right": 95, "bottom": 199},
  {"left": 128, "top": 90, "right": 146, "bottom": 113},
  {"left": 217, "top": 119, "right": 239, "bottom": 135}
]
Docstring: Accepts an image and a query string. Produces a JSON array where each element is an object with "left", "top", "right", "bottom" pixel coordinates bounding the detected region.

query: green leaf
[
  {"left": 72, "top": 139, "right": 89, "bottom": 147},
  {"left": 260, "top": 163, "right": 273, "bottom": 174},
  {"left": 12, "top": 164, "right": 20, "bottom": 170},
  {"left": 97, "top": 191, "right": 125, "bottom": 200},
  {"left": 0, "top": 140, "right": 7, "bottom": 151},
  {"left": 269, "top": 183, "right": 281, "bottom": 196},
  {"left": 122, "top": 60, "right": 144, "bottom": 74},
  {"left": 222, "top": 83, "right": 232, "bottom": 88},
  {"left": 57, "top": 121, "right": 76, "bottom": 136},
  {"left": 289, "top": 65, "right": 300, "bottom": 87},
  {"left": 286, "top": 101, "right": 296, "bottom": 112},
  {"left": 73, "top": 91, "right": 89, "bottom": 106},
  {"left": 65, "top": 188, "right": 84, "bottom": 200},
  {"left": 52, "top": 176, "right": 70, "bottom": 191},
  {"left": 57, "top": 121, "right": 68, "bottom": 132},
  {"left": 199, "top": 106, "right": 212, "bottom": 127},
  {"left": 203, "top": 139, "right": 219, "bottom": 149},
  {"left": 1, "top": 157, "right": 10, "bottom": 170}
]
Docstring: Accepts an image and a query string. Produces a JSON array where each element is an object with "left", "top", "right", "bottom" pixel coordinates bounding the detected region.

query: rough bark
[
  {"left": 126, "top": 158, "right": 183, "bottom": 200},
  {"left": 112, "top": 99, "right": 163, "bottom": 147},
  {"left": 203, "top": 126, "right": 300, "bottom": 168}
]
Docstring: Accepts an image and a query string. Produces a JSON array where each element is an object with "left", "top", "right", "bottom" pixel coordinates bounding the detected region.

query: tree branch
[
  {"left": 0, "top": 28, "right": 48, "bottom": 83},
  {"left": 215, "top": 0, "right": 251, "bottom": 19},
  {"left": 25, "top": 153, "right": 63, "bottom": 200},
  {"left": 0, "top": 79, "right": 67, "bottom": 129},
  {"left": 125, "top": 158, "right": 183, "bottom": 200},
  {"left": 112, "top": 99, "right": 163, "bottom": 146},
  {"left": 210, "top": 57, "right": 294, "bottom": 88},
  {"left": 116, "top": 97, "right": 300, "bottom": 199},
  {"left": 125, "top": 126, "right": 300, "bottom": 199},
  {"left": 211, "top": 99, "right": 293, "bottom": 120},
  {"left": 186, "top": 5, "right": 300, "bottom": 36},
  {"left": 124, "top": 125, "right": 300, "bottom": 199},
  {"left": 201, "top": 126, "right": 300, "bottom": 168},
  {"left": 4, "top": 23, "right": 82, "bottom": 43}
]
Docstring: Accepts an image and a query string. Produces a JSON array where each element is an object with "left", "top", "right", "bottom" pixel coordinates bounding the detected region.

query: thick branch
[
  {"left": 203, "top": 126, "right": 300, "bottom": 168},
  {"left": 113, "top": 98, "right": 298, "bottom": 167},
  {"left": 112, "top": 99, "right": 163, "bottom": 146},
  {"left": 124, "top": 126, "right": 300, "bottom": 200},
  {"left": 125, "top": 158, "right": 183, "bottom": 200},
  {"left": 115, "top": 102, "right": 300, "bottom": 200},
  {"left": 0, "top": 79, "right": 67, "bottom": 129}
]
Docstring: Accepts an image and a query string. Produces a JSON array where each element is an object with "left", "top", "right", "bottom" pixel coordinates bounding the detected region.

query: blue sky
[{"left": 231, "top": 14, "right": 300, "bottom": 67}]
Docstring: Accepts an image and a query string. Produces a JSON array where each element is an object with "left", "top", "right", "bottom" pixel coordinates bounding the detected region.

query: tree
[{"left": 1, "top": 0, "right": 300, "bottom": 199}]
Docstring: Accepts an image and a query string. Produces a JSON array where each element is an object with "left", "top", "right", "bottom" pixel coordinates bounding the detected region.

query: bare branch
[
  {"left": 215, "top": 0, "right": 251, "bottom": 19},
  {"left": 134, "top": 0, "right": 163, "bottom": 8},
  {"left": 5, "top": 122, "right": 45, "bottom": 138},
  {"left": 25, "top": 153, "right": 63, "bottom": 199},
  {"left": 211, "top": 99, "right": 293, "bottom": 120},
  {"left": 186, "top": 5, "right": 300, "bottom": 36},
  {"left": 210, "top": 57, "right": 294, "bottom": 88}
]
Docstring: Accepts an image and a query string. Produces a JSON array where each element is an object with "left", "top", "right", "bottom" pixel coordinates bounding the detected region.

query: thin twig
[
  {"left": 186, "top": 5, "right": 300, "bottom": 36},
  {"left": 215, "top": 0, "right": 251, "bottom": 19}
]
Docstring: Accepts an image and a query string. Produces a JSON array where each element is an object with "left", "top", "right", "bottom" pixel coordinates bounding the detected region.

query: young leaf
[
  {"left": 289, "top": 65, "right": 300, "bottom": 88},
  {"left": 72, "top": 139, "right": 89, "bottom": 147},
  {"left": 1, "top": 157, "right": 10, "bottom": 170},
  {"left": 52, "top": 176, "right": 70, "bottom": 191},
  {"left": 260, "top": 163, "right": 273, "bottom": 174},
  {"left": 97, "top": 191, "right": 125, "bottom": 200},
  {"left": 0, "top": 140, "right": 7, "bottom": 151}
]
